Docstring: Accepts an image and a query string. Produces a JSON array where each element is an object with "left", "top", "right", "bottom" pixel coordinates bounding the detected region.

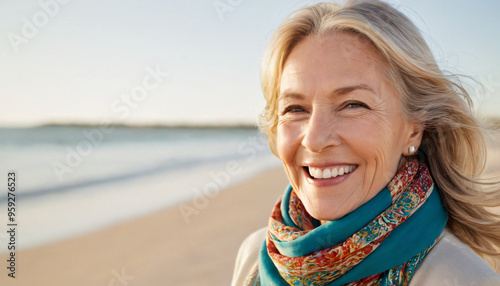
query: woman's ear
[{"left": 404, "top": 123, "right": 423, "bottom": 156}]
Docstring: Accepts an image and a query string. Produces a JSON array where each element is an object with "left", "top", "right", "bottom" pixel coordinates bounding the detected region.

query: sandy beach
[
  {"left": 2, "top": 134, "right": 500, "bottom": 286},
  {"left": 1, "top": 168, "right": 289, "bottom": 286}
]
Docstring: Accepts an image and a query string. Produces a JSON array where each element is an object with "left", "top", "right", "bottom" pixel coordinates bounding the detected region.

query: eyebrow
[
  {"left": 278, "top": 92, "right": 305, "bottom": 101},
  {"left": 279, "top": 84, "right": 376, "bottom": 101},
  {"left": 333, "top": 84, "right": 376, "bottom": 97}
]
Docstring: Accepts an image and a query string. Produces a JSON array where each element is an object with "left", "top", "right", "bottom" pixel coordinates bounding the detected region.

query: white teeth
[
  {"left": 308, "top": 165, "right": 356, "bottom": 179},
  {"left": 310, "top": 167, "right": 318, "bottom": 178},
  {"left": 331, "top": 168, "right": 338, "bottom": 177},
  {"left": 314, "top": 169, "right": 323, "bottom": 178},
  {"left": 322, "top": 169, "right": 331, "bottom": 179}
]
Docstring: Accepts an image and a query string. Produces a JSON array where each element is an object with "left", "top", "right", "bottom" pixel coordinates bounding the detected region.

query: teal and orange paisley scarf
[{"left": 246, "top": 159, "right": 448, "bottom": 286}]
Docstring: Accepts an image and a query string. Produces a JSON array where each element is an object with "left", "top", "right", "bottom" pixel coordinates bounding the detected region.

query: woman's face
[{"left": 277, "top": 32, "right": 420, "bottom": 221}]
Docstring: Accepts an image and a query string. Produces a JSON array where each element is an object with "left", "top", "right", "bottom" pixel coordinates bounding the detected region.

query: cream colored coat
[{"left": 232, "top": 228, "right": 500, "bottom": 286}]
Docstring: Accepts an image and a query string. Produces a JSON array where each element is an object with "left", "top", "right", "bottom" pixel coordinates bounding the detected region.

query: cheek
[
  {"left": 276, "top": 122, "right": 303, "bottom": 163},
  {"left": 276, "top": 122, "right": 304, "bottom": 187},
  {"left": 339, "top": 118, "right": 381, "bottom": 150},
  {"left": 339, "top": 117, "right": 400, "bottom": 170}
]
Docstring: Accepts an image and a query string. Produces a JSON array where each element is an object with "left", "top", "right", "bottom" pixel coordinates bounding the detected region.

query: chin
[{"left": 302, "top": 199, "right": 352, "bottom": 221}]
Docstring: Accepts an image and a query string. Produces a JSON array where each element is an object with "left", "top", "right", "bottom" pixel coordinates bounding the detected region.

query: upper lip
[{"left": 302, "top": 162, "right": 356, "bottom": 168}]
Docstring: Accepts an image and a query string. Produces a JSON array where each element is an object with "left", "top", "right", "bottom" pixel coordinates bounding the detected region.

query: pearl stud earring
[{"left": 409, "top": 146, "right": 415, "bottom": 154}]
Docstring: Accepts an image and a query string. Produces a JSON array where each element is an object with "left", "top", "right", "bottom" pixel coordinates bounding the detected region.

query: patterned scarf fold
[{"left": 246, "top": 159, "right": 448, "bottom": 286}]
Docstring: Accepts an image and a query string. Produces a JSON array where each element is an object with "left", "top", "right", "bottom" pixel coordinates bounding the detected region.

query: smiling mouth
[{"left": 305, "top": 165, "right": 358, "bottom": 179}]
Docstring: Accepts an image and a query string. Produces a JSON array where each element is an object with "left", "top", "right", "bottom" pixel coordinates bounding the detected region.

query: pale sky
[{"left": 1, "top": 0, "right": 499, "bottom": 127}]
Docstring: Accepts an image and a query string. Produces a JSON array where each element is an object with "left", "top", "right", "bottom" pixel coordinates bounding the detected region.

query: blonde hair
[{"left": 259, "top": 0, "right": 500, "bottom": 259}]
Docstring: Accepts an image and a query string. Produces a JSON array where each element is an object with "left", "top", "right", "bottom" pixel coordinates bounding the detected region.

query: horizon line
[{"left": 0, "top": 121, "right": 260, "bottom": 130}]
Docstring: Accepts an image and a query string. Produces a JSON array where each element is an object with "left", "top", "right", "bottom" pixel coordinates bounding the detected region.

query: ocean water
[{"left": 0, "top": 126, "right": 282, "bottom": 251}]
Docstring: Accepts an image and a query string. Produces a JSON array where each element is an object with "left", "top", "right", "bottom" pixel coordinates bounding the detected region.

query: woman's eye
[
  {"left": 345, "top": 102, "right": 368, "bottom": 109},
  {"left": 282, "top": 105, "right": 305, "bottom": 115}
]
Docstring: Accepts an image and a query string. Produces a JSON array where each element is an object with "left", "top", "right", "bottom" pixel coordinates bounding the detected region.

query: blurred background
[{"left": 0, "top": 0, "right": 499, "bottom": 285}]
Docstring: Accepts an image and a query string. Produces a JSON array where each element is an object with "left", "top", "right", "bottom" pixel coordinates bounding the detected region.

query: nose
[{"left": 302, "top": 110, "right": 341, "bottom": 153}]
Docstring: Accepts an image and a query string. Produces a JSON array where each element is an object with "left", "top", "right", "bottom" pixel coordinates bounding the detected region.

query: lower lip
[{"left": 304, "top": 167, "right": 356, "bottom": 187}]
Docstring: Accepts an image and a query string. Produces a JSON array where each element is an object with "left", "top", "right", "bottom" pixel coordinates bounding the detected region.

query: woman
[{"left": 232, "top": 0, "right": 500, "bottom": 285}]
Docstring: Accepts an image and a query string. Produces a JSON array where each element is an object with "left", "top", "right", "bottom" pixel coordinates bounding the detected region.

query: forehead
[{"left": 280, "top": 32, "right": 389, "bottom": 94}]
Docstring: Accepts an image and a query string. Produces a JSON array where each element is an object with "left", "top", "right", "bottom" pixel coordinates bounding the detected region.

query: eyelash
[
  {"left": 281, "top": 101, "right": 369, "bottom": 115},
  {"left": 345, "top": 101, "right": 369, "bottom": 109},
  {"left": 281, "top": 105, "right": 305, "bottom": 115}
]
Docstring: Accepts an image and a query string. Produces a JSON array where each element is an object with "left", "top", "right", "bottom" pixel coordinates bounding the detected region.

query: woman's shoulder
[
  {"left": 411, "top": 228, "right": 500, "bottom": 285},
  {"left": 231, "top": 228, "right": 500, "bottom": 286},
  {"left": 231, "top": 227, "right": 267, "bottom": 286}
]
